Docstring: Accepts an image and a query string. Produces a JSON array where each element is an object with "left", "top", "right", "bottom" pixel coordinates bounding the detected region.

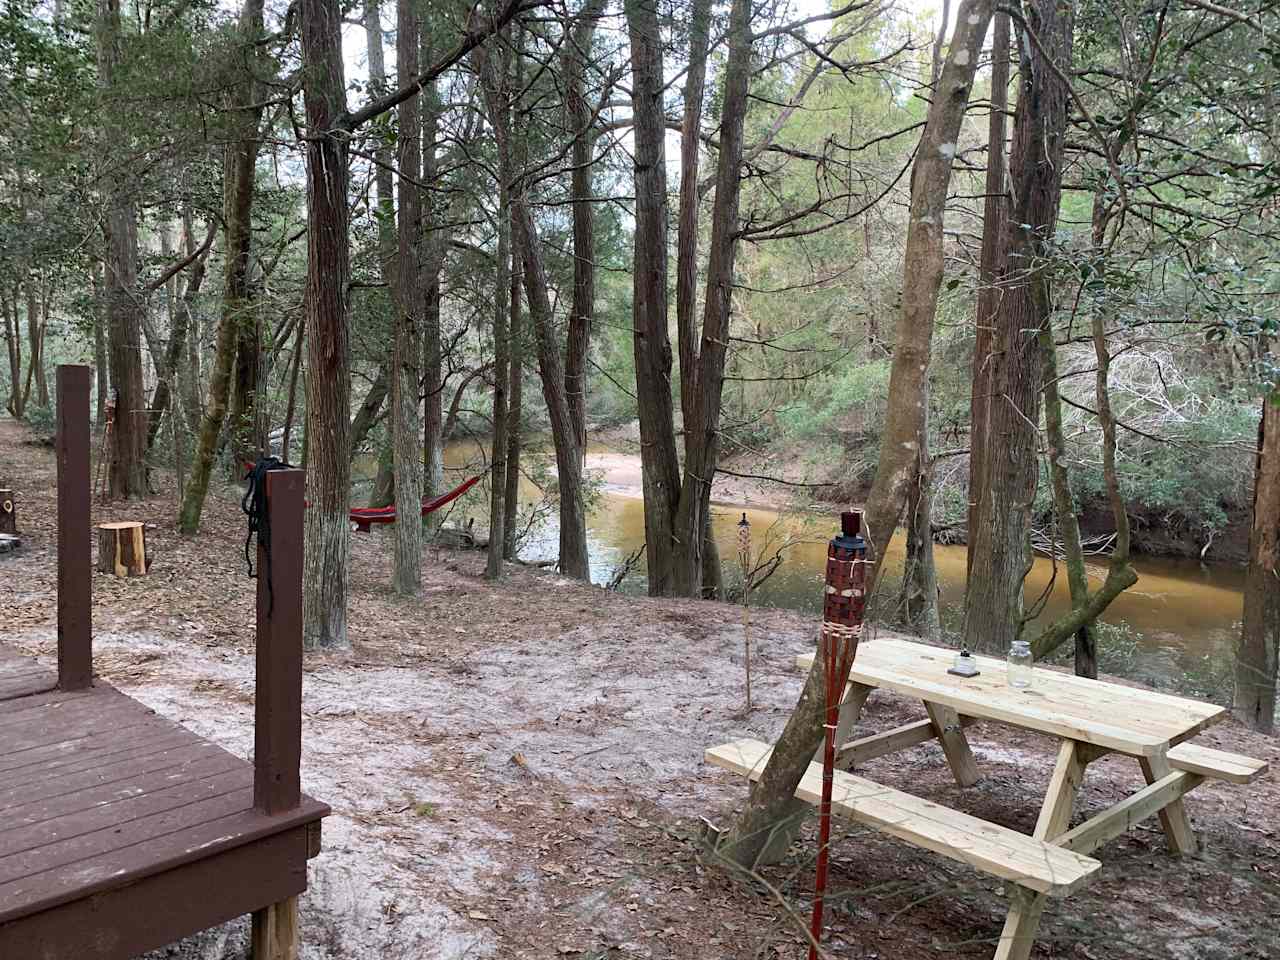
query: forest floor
[{"left": 2, "top": 417, "right": 1278, "bottom": 960}]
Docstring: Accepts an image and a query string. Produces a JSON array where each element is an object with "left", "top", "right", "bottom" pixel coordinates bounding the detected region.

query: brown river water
[{"left": 361, "top": 441, "right": 1246, "bottom": 687}]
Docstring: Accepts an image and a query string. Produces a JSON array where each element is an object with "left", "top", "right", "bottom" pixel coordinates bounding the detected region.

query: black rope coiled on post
[{"left": 242, "top": 456, "right": 291, "bottom": 615}]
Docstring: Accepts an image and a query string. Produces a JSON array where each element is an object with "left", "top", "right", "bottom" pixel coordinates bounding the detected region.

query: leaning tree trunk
[
  {"left": 178, "top": 0, "right": 268, "bottom": 533},
  {"left": 300, "top": 0, "right": 352, "bottom": 647},
  {"left": 964, "top": 0, "right": 1073, "bottom": 656},
  {"left": 1235, "top": 391, "right": 1280, "bottom": 733},
  {"left": 624, "top": 0, "right": 682, "bottom": 596},
  {"left": 1038, "top": 313, "right": 1094, "bottom": 675},
  {"left": 389, "top": 0, "right": 424, "bottom": 597},
  {"left": 716, "top": 0, "right": 994, "bottom": 872}
]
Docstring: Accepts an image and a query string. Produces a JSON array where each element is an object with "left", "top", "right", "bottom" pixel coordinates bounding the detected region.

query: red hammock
[{"left": 349, "top": 475, "right": 482, "bottom": 533}]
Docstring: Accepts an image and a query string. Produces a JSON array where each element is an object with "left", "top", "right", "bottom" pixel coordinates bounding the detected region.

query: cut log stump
[
  {"left": 0, "top": 489, "right": 14, "bottom": 535},
  {"left": 97, "top": 521, "right": 150, "bottom": 577}
]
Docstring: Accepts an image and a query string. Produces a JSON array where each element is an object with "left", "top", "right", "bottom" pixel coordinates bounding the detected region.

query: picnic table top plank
[{"left": 797, "top": 637, "right": 1225, "bottom": 756}]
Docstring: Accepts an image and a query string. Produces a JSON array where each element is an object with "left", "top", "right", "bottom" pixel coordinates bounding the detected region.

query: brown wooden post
[
  {"left": 252, "top": 467, "right": 304, "bottom": 960},
  {"left": 254, "top": 467, "right": 305, "bottom": 813},
  {"left": 56, "top": 365, "right": 92, "bottom": 691}
]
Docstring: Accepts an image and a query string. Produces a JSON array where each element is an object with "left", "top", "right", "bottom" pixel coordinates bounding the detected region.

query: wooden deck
[
  {"left": 0, "top": 646, "right": 56, "bottom": 702},
  {"left": 0, "top": 365, "right": 328, "bottom": 959}
]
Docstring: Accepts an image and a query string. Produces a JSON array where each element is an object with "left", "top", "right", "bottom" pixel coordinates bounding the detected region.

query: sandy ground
[{"left": 1, "top": 418, "right": 1279, "bottom": 960}]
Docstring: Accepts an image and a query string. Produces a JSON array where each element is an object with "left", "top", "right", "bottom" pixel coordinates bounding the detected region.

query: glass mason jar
[{"left": 1007, "top": 640, "right": 1034, "bottom": 689}]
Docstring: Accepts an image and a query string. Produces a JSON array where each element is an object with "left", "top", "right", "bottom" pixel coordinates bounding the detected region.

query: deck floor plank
[
  {"left": 0, "top": 675, "right": 327, "bottom": 932},
  {"left": 0, "top": 648, "right": 58, "bottom": 702}
]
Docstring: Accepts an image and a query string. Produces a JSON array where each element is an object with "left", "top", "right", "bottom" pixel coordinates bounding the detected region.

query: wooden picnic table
[{"left": 708, "top": 636, "right": 1267, "bottom": 959}]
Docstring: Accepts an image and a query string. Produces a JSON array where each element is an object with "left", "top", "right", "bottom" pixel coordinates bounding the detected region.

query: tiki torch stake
[
  {"left": 809, "top": 510, "right": 868, "bottom": 960},
  {"left": 738, "top": 513, "right": 752, "bottom": 713}
]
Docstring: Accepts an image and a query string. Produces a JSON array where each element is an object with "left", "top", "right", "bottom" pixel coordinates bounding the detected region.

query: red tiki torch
[{"left": 809, "top": 510, "right": 869, "bottom": 960}]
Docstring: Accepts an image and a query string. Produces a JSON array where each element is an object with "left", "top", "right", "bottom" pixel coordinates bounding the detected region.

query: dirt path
[{"left": 1, "top": 417, "right": 1277, "bottom": 960}]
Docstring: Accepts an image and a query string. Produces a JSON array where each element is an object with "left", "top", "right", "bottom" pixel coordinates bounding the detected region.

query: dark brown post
[
  {"left": 56, "top": 365, "right": 93, "bottom": 691},
  {"left": 254, "top": 467, "right": 305, "bottom": 815}
]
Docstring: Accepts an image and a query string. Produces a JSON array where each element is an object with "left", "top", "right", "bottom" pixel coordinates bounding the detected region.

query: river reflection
[{"left": 359, "top": 441, "right": 1246, "bottom": 678}]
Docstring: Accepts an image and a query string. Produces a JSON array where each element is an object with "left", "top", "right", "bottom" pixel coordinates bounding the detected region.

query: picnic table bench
[{"left": 706, "top": 636, "right": 1268, "bottom": 959}]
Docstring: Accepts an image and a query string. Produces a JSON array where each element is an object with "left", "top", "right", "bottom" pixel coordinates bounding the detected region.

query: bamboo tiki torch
[
  {"left": 737, "top": 512, "right": 752, "bottom": 713},
  {"left": 809, "top": 510, "right": 868, "bottom": 960}
]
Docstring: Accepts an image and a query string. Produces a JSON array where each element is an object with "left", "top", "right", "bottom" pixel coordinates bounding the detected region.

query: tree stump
[
  {"left": 96, "top": 522, "right": 150, "bottom": 577},
  {"left": 0, "top": 490, "right": 14, "bottom": 536}
]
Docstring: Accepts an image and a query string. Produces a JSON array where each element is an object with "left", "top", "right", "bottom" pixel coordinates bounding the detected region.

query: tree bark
[
  {"left": 420, "top": 29, "right": 446, "bottom": 537},
  {"left": 963, "top": 0, "right": 1073, "bottom": 655},
  {"left": 503, "top": 242, "right": 523, "bottom": 560},
  {"left": 178, "top": 0, "right": 267, "bottom": 532},
  {"left": 390, "top": 0, "right": 424, "bottom": 597},
  {"left": 1038, "top": 317, "right": 1094, "bottom": 675},
  {"left": 676, "top": 0, "right": 713, "bottom": 433},
  {"left": 563, "top": 0, "right": 605, "bottom": 456},
  {"left": 967, "top": 10, "right": 1009, "bottom": 580},
  {"left": 147, "top": 222, "right": 212, "bottom": 451},
  {"left": 97, "top": 0, "right": 147, "bottom": 500},
  {"left": 486, "top": 35, "right": 513, "bottom": 581},
  {"left": 349, "top": 367, "right": 388, "bottom": 457},
  {"left": 91, "top": 264, "right": 108, "bottom": 427},
  {"left": 300, "top": 0, "right": 352, "bottom": 647},
  {"left": 671, "top": 0, "right": 751, "bottom": 598},
  {"left": 625, "top": 0, "right": 682, "bottom": 596},
  {"left": 716, "top": 0, "right": 994, "bottom": 871},
  {"left": 1234, "top": 391, "right": 1279, "bottom": 732},
  {"left": 856, "top": 0, "right": 993, "bottom": 587}
]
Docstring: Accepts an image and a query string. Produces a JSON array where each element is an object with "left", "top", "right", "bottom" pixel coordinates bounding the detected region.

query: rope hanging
[{"left": 242, "top": 456, "right": 291, "bottom": 614}]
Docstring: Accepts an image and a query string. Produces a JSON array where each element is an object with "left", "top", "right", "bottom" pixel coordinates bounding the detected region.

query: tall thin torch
[
  {"left": 809, "top": 511, "right": 868, "bottom": 960},
  {"left": 737, "top": 512, "right": 752, "bottom": 713}
]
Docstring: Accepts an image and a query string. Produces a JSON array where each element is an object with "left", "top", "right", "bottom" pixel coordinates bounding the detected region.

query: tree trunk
[
  {"left": 3, "top": 295, "right": 21, "bottom": 419},
  {"left": 390, "top": 0, "right": 424, "bottom": 596},
  {"left": 624, "top": 0, "right": 682, "bottom": 596},
  {"left": 900, "top": 405, "right": 941, "bottom": 640},
  {"left": 963, "top": 0, "right": 1073, "bottom": 656},
  {"left": 676, "top": 0, "right": 713, "bottom": 432},
  {"left": 486, "top": 39, "right": 513, "bottom": 582},
  {"left": 1234, "top": 392, "right": 1279, "bottom": 733},
  {"left": 1029, "top": 192, "right": 1137, "bottom": 664},
  {"left": 967, "top": 10, "right": 1009, "bottom": 579},
  {"left": 91, "top": 264, "right": 108, "bottom": 427},
  {"left": 562, "top": 0, "right": 605, "bottom": 456},
  {"left": 148, "top": 222, "right": 211, "bottom": 451},
  {"left": 300, "top": 0, "right": 352, "bottom": 647},
  {"left": 672, "top": 0, "right": 751, "bottom": 598},
  {"left": 1038, "top": 317, "right": 1094, "bottom": 675},
  {"left": 716, "top": 0, "right": 994, "bottom": 871},
  {"left": 349, "top": 367, "right": 388, "bottom": 457},
  {"left": 420, "top": 34, "right": 446, "bottom": 538},
  {"left": 503, "top": 243, "right": 523, "bottom": 560},
  {"left": 97, "top": 0, "right": 147, "bottom": 501},
  {"left": 178, "top": 0, "right": 267, "bottom": 532}
]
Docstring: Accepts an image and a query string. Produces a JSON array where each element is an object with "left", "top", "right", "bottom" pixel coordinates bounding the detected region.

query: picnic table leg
[
  {"left": 814, "top": 682, "right": 872, "bottom": 762},
  {"left": 995, "top": 740, "right": 1088, "bottom": 960},
  {"left": 924, "top": 701, "right": 980, "bottom": 788},
  {"left": 1138, "top": 752, "right": 1198, "bottom": 856}
]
